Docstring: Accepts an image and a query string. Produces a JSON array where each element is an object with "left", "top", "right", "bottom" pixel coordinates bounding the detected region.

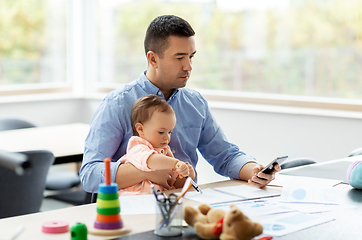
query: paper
[
  {"left": 280, "top": 186, "right": 339, "bottom": 204},
  {"left": 185, "top": 185, "right": 280, "bottom": 204},
  {"left": 119, "top": 194, "right": 156, "bottom": 215},
  {"left": 214, "top": 185, "right": 280, "bottom": 199},
  {"left": 212, "top": 198, "right": 294, "bottom": 217},
  {"left": 185, "top": 188, "right": 241, "bottom": 204},
  {"left": 279, "top": 202, "right": 356, "bottom": 213},
  {"left": 255, "top": 212, "right": 334, "bottom": 237}
]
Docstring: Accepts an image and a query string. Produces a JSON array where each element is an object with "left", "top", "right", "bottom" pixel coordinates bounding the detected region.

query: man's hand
[
  {"left": 238, "top": 162, "right": 281, "bottom": 188},
  {"left": 248, "top": 163, "right": 281, "bottom": 188},
  {"left": 147, "top": 169, "right": 176, "bottom": 190}
]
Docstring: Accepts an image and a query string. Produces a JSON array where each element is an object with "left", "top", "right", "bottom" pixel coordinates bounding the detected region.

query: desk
[
  {"left": 0, "top": 157, "right": 361, "bottom": 240},
  {"left": 0, "top": 180, "right": 273, "bottom": 240},
  {"left": 0, "top": 123, "right": 89, "bottom": 164}
]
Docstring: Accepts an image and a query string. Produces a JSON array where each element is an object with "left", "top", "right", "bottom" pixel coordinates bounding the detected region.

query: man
[{"left": 80, "top": 15, "right": 280, "bottom": 193}]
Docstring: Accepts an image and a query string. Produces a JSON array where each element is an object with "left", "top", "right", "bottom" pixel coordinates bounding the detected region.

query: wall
[
  {"left": 1, "top": 96, "right": 361, "bottom": 184},
  {"left": 199, "top": 102, "right": 362, "bottom": 184},
  {"left": 0, "top": 96, "right": 86, "bottom": 127},
  {"left": 211, "top": 104, "right": 362, "bottom": 163}
]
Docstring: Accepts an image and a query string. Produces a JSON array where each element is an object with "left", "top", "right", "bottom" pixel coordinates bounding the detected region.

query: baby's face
[{"left": 140, "top": 110, "right": 176, "bottom": 148}]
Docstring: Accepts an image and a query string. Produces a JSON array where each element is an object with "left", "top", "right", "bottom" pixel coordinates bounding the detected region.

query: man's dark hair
[{"left": 144, "top": 15, "right": 195, "bottom": 58}]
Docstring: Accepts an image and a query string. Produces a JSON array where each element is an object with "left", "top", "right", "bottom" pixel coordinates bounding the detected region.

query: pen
[
  {"left": 151, "top": 184, "right": 170, "bottom": 228},
  {"left": 175, "top": 164, "right": 203, "bottom": 193},
  {"left": 150, "top": 184, "right": 158, "bottom": 199},
  {"left": 159, "top": 178, "right": 192, "bottom": 229},
  {"left": 175, "top": 177, "right": 194, "bottom": 203},
  {"left": 10, "top": 225, "right": 25, "bottom": 240},
  {"left": 187, "top": 176, "right": 203, "bottom": 194}
]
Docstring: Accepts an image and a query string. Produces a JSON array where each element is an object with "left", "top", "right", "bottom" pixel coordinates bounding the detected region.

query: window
[
  {"left": 96, "top": 0, "right": 362, "bottom": 101},
  {"left": 2, "top": 0, "right": 362, "bottom": 106},
  {"left": 0, "top": 0, "right": 67, "bottom": 90}
]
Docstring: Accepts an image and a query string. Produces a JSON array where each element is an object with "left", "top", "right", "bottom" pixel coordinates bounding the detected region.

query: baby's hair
[{"left": 131, "top": 94, "right": 174, "bottom": 136}]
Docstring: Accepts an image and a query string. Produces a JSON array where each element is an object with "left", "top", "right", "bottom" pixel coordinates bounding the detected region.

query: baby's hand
[{"left": 175, "top": 161, "right": 189, "bottom": 179}]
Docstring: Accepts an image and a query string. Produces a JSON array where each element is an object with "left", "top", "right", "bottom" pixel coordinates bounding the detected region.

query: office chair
[
  {"left": 280, "top": 157, "right": 317, "bottom": 169},
  {"left": 0, "top": 118, "right": 36, "bottom": 131},
  {"left": 45, "top": 186, "right": 93, "bottom": 206},
  {"left": 0, "top": 118, "right": 86, "bottom": 205},
  {"left": 0, "top": 150, "right": 54, "bottom": 218},
  {"left": 348, "top": 147, "right": 362, "bottom": 157}
]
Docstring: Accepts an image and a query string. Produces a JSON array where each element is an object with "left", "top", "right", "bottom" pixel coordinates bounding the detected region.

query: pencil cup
[{"left": 154, "top": 200, "right": 183, "bottom": 237}]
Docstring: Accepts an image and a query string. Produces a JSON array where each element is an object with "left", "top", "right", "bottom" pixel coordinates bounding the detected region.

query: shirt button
[
  {"left": 172, "top": 150, "right": 176, "bottom": 154},
  {"left": 157, "top": 92, "right": 162, "bottom": 95}
]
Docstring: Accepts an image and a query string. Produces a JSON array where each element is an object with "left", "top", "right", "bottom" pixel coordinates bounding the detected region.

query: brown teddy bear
[{"left": 184, "top": 203, "right": 263, "bottom": 240}]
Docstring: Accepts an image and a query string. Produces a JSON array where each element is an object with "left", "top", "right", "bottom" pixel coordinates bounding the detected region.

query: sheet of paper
[
  {"left": 211, "top": 197, "right": 294, "bottom": 217},
  {"left": 213, "top": 185, "right": 280, "bottom": 199},
  {"left": 254, "top": 212, "right": 334, "bottom": 237},
  {"left": 119, "top": 194, "right": 156, "bottom": 215},
  {"left": 185, "top": 188, "right": 241, "bottom": 204},
  {"left": 280, "top": 186, "right": 340, "bottom": 204},
  {"left": 279, "top": 202, "right": 356, "bottom": 213}
]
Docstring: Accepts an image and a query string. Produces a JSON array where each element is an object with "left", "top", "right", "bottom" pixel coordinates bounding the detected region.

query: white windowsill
[
  {"left": 1, "top": 90, "right": 362, "bottom": 120},
  {"left": 208, "top": 100, "right": 362, "bottom": 120},
  {"left": 0, "top": 93, "right": 79, "bottom": 104}
]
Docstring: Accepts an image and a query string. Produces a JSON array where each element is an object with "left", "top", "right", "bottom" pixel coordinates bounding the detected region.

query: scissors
[
  {"left": 156, "top": 192, "right": 178, "bottom": 216},
  {"left": 155, "top": 193, "right": 178, "bottom": 205}
]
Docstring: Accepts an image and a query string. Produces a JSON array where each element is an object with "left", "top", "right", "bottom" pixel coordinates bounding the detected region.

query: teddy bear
[{"left": 184, "top": 203, "right": 263, "bottom": 240}]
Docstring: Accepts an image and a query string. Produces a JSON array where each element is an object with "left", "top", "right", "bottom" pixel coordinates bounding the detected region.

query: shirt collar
[{"left": 138, "top": 71, "right": 179, "bottom": 100}]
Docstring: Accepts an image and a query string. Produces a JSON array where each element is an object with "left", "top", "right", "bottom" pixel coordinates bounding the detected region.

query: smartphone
[{"left": 260, "top": 156, "right": 288, "bottom": 174}]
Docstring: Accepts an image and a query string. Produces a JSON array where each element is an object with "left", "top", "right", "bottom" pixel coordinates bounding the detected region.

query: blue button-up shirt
[{"left": 80, "top": 72, "right": 256, "bottom": 192}]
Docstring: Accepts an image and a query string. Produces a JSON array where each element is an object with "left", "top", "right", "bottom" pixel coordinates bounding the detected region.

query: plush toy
[
  {"left": 184, "top": 203, "right": 263, "bottom": 240},
  {"left": 347, "top": 160, "right": 362, "bottom": 189}
]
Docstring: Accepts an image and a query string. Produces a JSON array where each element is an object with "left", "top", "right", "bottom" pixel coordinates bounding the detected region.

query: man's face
[
  {"left": 154, "top": 36, "right": 196, "bottom": 92},
  {"left": 137, "top": 110, "right": 176, "bottom": 149}
]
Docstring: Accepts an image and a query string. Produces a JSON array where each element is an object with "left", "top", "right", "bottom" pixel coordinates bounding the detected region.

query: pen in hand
[
  {"left": 187, "top": 176, "right": 203, "bottom": 194},
  {"left": 175, "top": 164, "right": 203, "bottom": 193}
]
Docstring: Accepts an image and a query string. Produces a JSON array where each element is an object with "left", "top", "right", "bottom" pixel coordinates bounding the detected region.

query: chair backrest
[
  {"left": 0, "top": 118, "right": 36, "bottom": 132},
  {"left": 280, "top": 157, "right": 317, "bottom": 170},
  {"left": 348, "top": 147, "right": 362, "bottom": 157},
  {"left": 0, "top": 150, "right": 54, "bottom": 219}
]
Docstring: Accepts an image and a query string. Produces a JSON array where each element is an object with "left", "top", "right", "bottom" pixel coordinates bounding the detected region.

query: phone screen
[{"left": 260, "top": 156, "right": 288, "bottom": 174}]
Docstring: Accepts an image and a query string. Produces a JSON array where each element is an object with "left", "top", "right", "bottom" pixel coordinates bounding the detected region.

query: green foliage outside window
[
  {"left": 110, "top": 0, "right": 362, "bottom": 99},
  {"left": 1, "top": 0, "right": 362, "bottom": 100},
  {"left": 0, "top": 0, "right": 45, "bottom": 85}
]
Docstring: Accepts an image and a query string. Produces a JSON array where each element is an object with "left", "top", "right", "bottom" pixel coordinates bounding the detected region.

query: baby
[{"left": 118, "top": 94, "right": 195, "bottom": 195}]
